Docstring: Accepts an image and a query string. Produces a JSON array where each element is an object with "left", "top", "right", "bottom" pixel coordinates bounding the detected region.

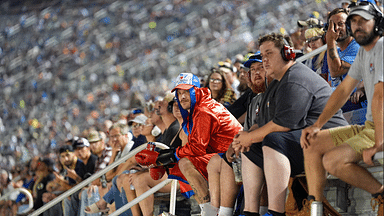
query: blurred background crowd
[{"left": 0, "top": 0, "right": 378, "bottom": 214}]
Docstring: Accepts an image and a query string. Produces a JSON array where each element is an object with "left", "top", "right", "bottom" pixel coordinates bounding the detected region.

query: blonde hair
[
  {"left": 305, "top": 28, "right": 324, "bottom": 39},
  {"left": 305, "top": 28, "right": 325, "bottom": 70}
]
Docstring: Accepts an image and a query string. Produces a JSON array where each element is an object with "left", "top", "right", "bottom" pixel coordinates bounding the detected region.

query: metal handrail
[
  {"left": 0, "top": 188, "right": 34, "bottom": 214},
  {"left": 29, "top": 142, "right": 171, "bottom": 216},
  {"left": 296, "top": 44, "right": 327, "bottom": 63}
]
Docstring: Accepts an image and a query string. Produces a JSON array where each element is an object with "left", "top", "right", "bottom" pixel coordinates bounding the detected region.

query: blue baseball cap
[
  {"left": 243, "top": 52, "right": 262, "bottom": 68},
  {"left": 171, "top": 73, "right": 201, "bottom": 92}
]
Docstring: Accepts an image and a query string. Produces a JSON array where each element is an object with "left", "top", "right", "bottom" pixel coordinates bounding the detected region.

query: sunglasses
[{"left": 306, "top": 36, "right": 322, "bottom": 43}]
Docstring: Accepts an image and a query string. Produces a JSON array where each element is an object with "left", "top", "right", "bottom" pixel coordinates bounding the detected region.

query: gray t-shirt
[
  {"left": 348, "top": 37, "right": 383, "bottom": 122},
  {"left": 244, "top": 93, "right": 263, "bottom": 131},
  {"left": 270, "top": 62, "right": 348, "bottom": 129}
]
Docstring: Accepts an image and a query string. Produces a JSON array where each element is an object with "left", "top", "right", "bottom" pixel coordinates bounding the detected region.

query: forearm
[
  {"left": 372, "top": 82, "right": 384, "bottom": 150},
  {"left": 327, "top": 44, "right": 349, "bottom": 77}
]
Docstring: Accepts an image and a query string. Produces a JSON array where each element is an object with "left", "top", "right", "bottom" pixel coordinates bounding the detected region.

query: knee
[
  {"left": 207, "top": 154, "right": 221, "bottom": 174},
  {"left": 116, "top": 174, "right": 129, "bottom": 188},
  {"left": 322, "top": 153, "right": 339, "bottom": 175},
  {"left": 178, "top": 157, "right": 194, "bottom": 173}
]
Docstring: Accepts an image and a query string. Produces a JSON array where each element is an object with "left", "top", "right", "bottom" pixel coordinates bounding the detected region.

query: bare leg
[
  {"left": 323, "top": 144, "right": 384, "bottom": 194},
  {"left": 178, "top": 158, "right": 209, "bottom": 204},
  {"left": 263, "top": 146, "right": 290, "bottom": 213},
  {"left": 131, "top": 171, "right": 175, "bottom": 216},
  {"left": 117, "top": 174, "right": 142, "bottom": 216},
  {"left": 207, "top": 154, "right": 222, "bottom": 208},
  {"left": 219, "top": 160, "right": 240, "bottom": 208},
  {"left": 242, "top": 153, "right": 264, "bottom": 212},
  {"left": 303, "top": 129, "right": 336, "bottom": 201}
]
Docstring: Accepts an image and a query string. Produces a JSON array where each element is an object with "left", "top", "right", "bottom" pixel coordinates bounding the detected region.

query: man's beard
[
  {"left": 336, "top": 31, "right": 349, "bottom": 42},
  {"left": 237, "top": 81, "right": 249, "bottom": 93},
  {"left": 353, "top": 29, "right": 376, "bottom": 46}
]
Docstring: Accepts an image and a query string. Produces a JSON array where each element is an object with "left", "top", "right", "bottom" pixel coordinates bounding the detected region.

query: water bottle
[
  {"left": 310, "top": 201, "right": 323, "bottom": 216},
  {"left": 232, "top": 155, "right": 242, "bottom": 185}
]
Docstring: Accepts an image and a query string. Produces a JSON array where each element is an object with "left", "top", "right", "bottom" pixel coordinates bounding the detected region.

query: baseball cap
[
  {"left": 297, "top": 18, "right": 324, "bottom": 28},
  {"left": 171, "top": 73, "right": 201, "bottom": 92},
  {"left": 218, "top": 61, "right": 233, "bottom": 73},
  {"left": 88, "top": 131, "right": 102, "bottom": 143},
  {"left": 243, "top": 51, "right": 262, "bottom": 68},
  {"left": 348, "top": 0, "right": 377, "bottom": 20},
  {"left": 128, "top": 114, "right": 148, "bottom": 126},
  {"left": 72, "top": 137, "right": 90, "bottom": 148}
]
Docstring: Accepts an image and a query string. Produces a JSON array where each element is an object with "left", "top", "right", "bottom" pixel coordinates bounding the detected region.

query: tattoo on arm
[
  {"left": 329, "top": 48, "right": 338, "bottom": 60},
  {"left": 202, "top": 194, "right": 210, "bottom": 202}
]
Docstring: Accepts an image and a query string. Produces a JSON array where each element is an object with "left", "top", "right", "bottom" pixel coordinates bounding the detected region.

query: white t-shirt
[{"left": 348, "top": 37, "right": 383, "bottom": 122}]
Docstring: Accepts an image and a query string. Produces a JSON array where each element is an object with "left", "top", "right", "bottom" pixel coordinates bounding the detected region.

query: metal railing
[
  {"left": 0, "top": 188, "right": 34, "bottom": 215},
  {"left": 29, "top": 142, "right": 175, "bottom": 216}
]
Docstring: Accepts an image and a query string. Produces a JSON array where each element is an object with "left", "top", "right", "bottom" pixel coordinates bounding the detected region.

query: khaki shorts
[{"left": 329, "top": 120, "right": 375, "bottom": 156}]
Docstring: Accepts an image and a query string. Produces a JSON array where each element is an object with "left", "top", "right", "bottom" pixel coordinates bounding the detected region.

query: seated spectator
[
  {"left": 204, "top": 69, "right": 236, "bottom": 108},
  {"left": 135, "top": 73, "right": 242, "bottom": 216},
  {"left": 325, "top": 7, "right": 365, "bottom": 112},
  {"left": 42, "top": 145, "right": 86, "bottom": 216},
  {"left": 232, "top": 33, "right": 347, "bottom": 216},
  {"left": 301, "top": 2, "right": 384, "bottom": 214},
  {"left": 304, "top": 27, "right": 328, "bottom": 80},
  {"left": 64, "top": 138, "right": 98, "bottom": 216},
  {"left": 79, "top": 130, "right": 113, "bottom": 216},
  {"left": 85, "top": 123, "right": 137, "bottom": 216},
  {"left": 219, "top": 61, "right": 241, "bottom": 98},
  {"left": 128, "top": 114, "right": 148, "bottom": 149},
  {"left": 31, "top": 158, "right": 55, "bottom": 212},
  {"left": 297, "top": 18, "right": 324, "bottom": 54},
  {"left": 208, "top": 52, "right": 271, "bottom": 216}
]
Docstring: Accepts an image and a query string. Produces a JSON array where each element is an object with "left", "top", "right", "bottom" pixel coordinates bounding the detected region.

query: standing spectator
[{"left": 301, "top": 1, "right": 384, "bottom": 214}]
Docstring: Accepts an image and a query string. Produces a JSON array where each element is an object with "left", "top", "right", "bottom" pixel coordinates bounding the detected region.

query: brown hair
[
  {"left": 327, "top": 8, "right": 349, "bottom": 24},
  {"left": 204, "top": 69, "right": 230, "bottom": 102},
  {"left": 258, "top": 32, "right": 294, "bottom": 50}
]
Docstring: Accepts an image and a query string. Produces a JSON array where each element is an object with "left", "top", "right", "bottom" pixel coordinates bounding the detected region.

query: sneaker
[
  {"left": 261, "top": 213, "right": 273, "bottom": 216},
  {"left": 371, "top": 193, "right": 384, "bottom": 216}
]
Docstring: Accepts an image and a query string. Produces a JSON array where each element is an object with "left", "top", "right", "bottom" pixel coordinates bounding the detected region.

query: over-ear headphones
[
  {"left": 281, "top": 38, "right": 296, "bottom": 61},
  {"left": 346, "top": 1, "right": 384, "bottom": 36},
  {"left": 167, "top": 100, "right": 175, "bottom": 113}
]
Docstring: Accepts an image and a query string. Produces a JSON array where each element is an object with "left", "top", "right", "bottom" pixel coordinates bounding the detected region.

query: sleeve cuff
[{"left": 174, "top": 152, "right": 180, "bottom": 161}]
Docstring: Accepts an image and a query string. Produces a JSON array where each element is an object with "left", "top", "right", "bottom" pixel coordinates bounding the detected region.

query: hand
[
  {"left": 326, "top": 20, "right": 338, "bottom": 43},
  {"left": 64, "top": 167, "right": 78, "bottom": 180},
  {"left": 53, "top": 172, "right": 65, "bottom": 183},
  {"left": 300, "top": 125, "right": 321, "bottom": 149},
  {"left": 350, "top": 89, "right": 364, "bottom": 104},
  {"left": 233, "top": 131, "right": 253, "bottom": 149},
  {"left": 135, "top": 149, "right": 159, "bottom": 168},
  {"left": 226, "top": 144, "right": 236, "bottom": 163},
  {"left": 87, "top": 185, "right": 98, "bottom": 196},
  {"left": 362, "top": 146, "right": 380, "bottom": 166}
]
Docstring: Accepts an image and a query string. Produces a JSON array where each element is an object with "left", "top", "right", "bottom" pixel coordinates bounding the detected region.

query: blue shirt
[{"left": 329, "top": 39, "right": 360, "bottom": 88}]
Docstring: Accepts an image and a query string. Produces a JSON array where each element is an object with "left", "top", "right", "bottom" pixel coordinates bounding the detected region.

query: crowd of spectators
[{"left": 1, "top": 0, "right": 381, "bottom": 215}]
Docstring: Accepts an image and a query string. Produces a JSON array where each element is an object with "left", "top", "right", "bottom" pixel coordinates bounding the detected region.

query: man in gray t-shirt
[{"left": 301, "top": 1, "right": 384, "bottom": 214}]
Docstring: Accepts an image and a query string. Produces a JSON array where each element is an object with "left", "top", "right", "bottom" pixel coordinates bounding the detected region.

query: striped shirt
[{"left": 95, "top": 147, "right": 112, "bottom": 172}]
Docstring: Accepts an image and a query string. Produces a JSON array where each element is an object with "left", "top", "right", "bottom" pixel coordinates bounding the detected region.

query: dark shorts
[{"left": 243, "top": 130, "right": 304, "bottom": 177}]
